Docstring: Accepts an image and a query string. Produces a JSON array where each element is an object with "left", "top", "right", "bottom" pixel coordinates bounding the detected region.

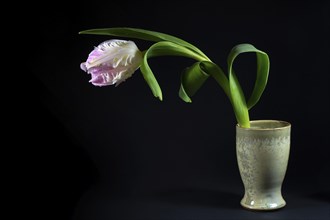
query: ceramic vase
[{"left": 236, "top": 120, "right": 291, "bottom": 210}]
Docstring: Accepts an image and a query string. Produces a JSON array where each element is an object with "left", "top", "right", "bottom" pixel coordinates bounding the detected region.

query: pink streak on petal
[
  {"left": 87, "top": 48, "right": 103, "bottom": 62},
  {"left": 88, "top": 65, "right": 118, "bottom": 86},
  {"left": 89, "top": 74, "right": 110, "bottom": 86}
]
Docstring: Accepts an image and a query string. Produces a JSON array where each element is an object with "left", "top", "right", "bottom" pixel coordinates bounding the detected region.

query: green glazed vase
[{"left": 236, "top": 120, "right": 291, "bottom": 210}]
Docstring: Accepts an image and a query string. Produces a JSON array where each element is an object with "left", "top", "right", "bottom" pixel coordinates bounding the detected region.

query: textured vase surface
[{"left": 236, "top": 120, "right": 291, "bottom": 210}]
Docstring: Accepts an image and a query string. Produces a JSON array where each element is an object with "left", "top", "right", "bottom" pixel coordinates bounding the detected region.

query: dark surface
[
  {"left": 73, "top": 189, "right": 329, "bottom": 220},
  {"left": 24, "top": 0, "right": 329, "bottom": 219}
]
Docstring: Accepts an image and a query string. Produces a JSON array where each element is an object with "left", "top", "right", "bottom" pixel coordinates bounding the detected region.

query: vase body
[{"left": 236, "top": 120, "right": 291, "bottom": 210}]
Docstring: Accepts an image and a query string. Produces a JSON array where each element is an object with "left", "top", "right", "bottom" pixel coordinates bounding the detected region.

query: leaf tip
[
  {"left": 179, "top": 93, "right": 192, "bottom": 103},
  {"left": 79, "top": 30, "right": 92, "bottom": 35},
  {"left": 154, "top": 92, "right": 163, "bottom": 101}
]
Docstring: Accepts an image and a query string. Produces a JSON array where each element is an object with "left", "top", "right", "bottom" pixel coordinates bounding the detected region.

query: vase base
[{"left": 240, "top": 200, "right": 286, "bottom": 211}]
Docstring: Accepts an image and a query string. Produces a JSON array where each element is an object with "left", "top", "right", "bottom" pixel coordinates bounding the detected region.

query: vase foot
[{"left": 240, "top": 198, "right": 286, "bottom": 211}]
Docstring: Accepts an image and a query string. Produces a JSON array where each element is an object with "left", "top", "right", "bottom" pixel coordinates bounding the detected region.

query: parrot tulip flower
[{"left": 80, "top": 39, "right": 143, "bottom": 86}]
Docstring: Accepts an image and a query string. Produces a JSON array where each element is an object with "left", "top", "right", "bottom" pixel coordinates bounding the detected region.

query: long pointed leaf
[
  {"left": 79, "top": 27, "right": 210, "bottom": 61},
  {"left": 141, "top": 41, "right": 209, "bottom": 100},
  {"left": 228, "top": 44, "right": 270, "bottom": 110},
  {"left": 227, "top": 44, "right": 270, "bottom": 127},
  {"left": 179, "top": 61, "right": 231, "bottom": 103},
  {"left": 247, "top": 52, "right": 269, "bottom": 109},
  {"left": 227, "top": 45, "right": 250, "bottom": 127},
  {"left": 179, "top": 62, "right": 209, "bottom": 102}
]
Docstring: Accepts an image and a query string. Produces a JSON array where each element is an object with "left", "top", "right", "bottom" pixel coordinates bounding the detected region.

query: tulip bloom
[{"left": 80, "top": 40, "right": 143, "bottom": 86}]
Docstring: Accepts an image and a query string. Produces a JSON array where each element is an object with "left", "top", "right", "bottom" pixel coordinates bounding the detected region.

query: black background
[{"left": 24, "top": 0, "right": 329, "bottom": 219}]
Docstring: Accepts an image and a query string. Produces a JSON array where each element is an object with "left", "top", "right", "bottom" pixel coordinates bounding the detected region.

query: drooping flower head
[{"left": 80, "top": 40, "right": 143, "bottom": 86}]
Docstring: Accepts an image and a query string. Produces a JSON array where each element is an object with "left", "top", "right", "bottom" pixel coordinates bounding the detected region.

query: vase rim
[{"left": 237, "top": 120, "right": 291, "bottom": 131}]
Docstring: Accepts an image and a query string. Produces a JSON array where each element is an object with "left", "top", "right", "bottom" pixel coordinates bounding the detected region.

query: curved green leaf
[
  {"left": 79, "top": 27, "right": 210, "bottom": 61},
  {"left": 228, "top": 44, "right": 270, "bottom": 110},
  {"left": 227, "top": 44, "right": 270, "bottom": 127},
  {"left": 227, "top": 44, "right": 250, "bottom": 127},
  {"left": 179, "top": 61, "right": 231, "bottom": 103},
  {"left": 248, "top": 52, "right": 269, "bottom": 109},
  {"left": 141, "top": 41, "right": 210, "bottom": 101},
  {"left": 179, "top": 62, "right": 210, "bottom": 103}
]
